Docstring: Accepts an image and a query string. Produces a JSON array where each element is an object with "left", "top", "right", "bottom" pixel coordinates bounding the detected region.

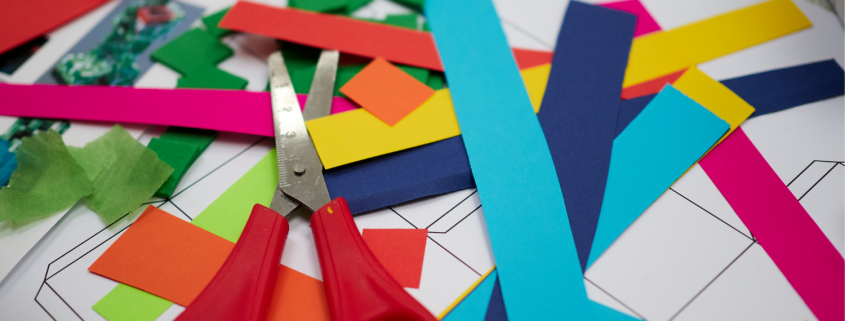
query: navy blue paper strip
[
  {"left": 484, "top": 275, "right": 508, "bottom": 321},
  {"left": 537, "top": 2, "right": 636, "bottom": 271},
  {"left": 328, "top": 61, "right": 843, "bottom": 216}
]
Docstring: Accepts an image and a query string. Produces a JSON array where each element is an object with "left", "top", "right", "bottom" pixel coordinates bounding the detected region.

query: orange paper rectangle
[
  {"left": 341, "top": 58, "right": 436, "bottom": 126},
  {"left": 89, "top": 206, "right": 235, "bottom": 306},
  {"left": 268, "top": 265, "right": 331, "bottom": 321}
]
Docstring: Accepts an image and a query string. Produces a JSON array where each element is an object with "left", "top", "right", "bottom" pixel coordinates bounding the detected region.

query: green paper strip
[
  {"left": 147, "top": 139, "right": 197, "bottom": 198},
  {"left": 93, "top": 284, "right": 173, "bottom": 321},
  {"left": 384, "top": 14, "right": 418, "bottom": 29},
  {"left": 0, "top": 130, "right": 92, "bottom": 222}
]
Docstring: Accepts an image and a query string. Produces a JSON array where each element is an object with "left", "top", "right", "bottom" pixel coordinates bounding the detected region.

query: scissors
[{"left": 175, "top": 49, "right": 436, "bottom": 321}]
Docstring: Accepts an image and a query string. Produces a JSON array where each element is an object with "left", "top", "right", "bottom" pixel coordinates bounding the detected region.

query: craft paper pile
[
  {"left": 0, "top": 130, "right": 92, "bottom": 222},
  {"left": 341, "top": 58, "right": 436, "bottom": 126},
  {"left": 623, "top": 0, "right": 811, "bottom": 87}
]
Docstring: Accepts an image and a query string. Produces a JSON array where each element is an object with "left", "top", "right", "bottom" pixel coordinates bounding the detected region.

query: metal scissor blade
[
  {"left": 268, "top": 51, "right": 332, "bottom": 212},
  {"left": 303, "top": 49, "right": 339, "bottom": 121}
]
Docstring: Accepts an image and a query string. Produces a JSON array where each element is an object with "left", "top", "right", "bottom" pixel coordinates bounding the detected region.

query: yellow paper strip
[
  {"left": 674, "top": 66, "right": 755, "bottom": 150},
  {"left": 307, "top": 65, "right": 551, "bottom": 169},
  {"left": 623, "top": 0, "right": 811, "bottom": 87}
]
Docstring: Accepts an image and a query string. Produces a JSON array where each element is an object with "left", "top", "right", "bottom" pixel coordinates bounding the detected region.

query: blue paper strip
[
  {"left": 443, "top": 270, "right": 498, "bottom": 321},
  {"left": 426, "top": 0, "right": 589, "bottom": 318},
  {"left": 538, "top": 2, "right": 636, "bottom": 271},
  {"left": 587, "top": 85, "right": 729, "bottom": 268}
]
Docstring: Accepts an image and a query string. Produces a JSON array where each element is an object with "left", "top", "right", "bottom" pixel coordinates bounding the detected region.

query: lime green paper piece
[
  {"left": 191, "top": 149, "right": 278, "bottom": 242},
  {"left": 93, "top": 284, "right": 173, "bottom": 321},
  {"left": 151, "top": 29, "right": 247, "bottom": 90},
  {"left": 289, "top": 0, "right": 347, "bottom": 13},
  {"left": 76, "top": 126, "right": 173, "bottom": 223},
  {"left": 202, "top": 8, "right": 233, "bottom": 39},
  {"left": 0, "top": 130, "right": 92, "bottom": 222}
]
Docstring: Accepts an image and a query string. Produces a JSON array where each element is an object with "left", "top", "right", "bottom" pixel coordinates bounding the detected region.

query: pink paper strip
[
  {"left": 599, "top": 0, "right": 661, "bottom": 37},
  {"left": 700, "top": 128, "right": 844, "bottom": 321},
  {"left": 0, "top": 84, "right": 357, "bottom": 136}
]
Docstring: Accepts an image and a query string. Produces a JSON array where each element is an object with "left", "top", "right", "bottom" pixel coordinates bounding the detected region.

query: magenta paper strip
[
  {"left": 700, "top": 128, "right": 844, "bottom": 321},
  {"left": 599, "top": 0, "right": 661, "bottom": 37},
  {"left": 0, "top": 84, "right": 357, "bottom": 136}
]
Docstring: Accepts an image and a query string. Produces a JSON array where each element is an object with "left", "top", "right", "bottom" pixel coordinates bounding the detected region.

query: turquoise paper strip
[{"left": 442, "top": 270, "right": 498, "bottom": 321}]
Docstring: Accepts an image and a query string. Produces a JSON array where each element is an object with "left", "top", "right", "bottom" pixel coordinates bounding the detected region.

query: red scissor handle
[
  {"left": 175, "top": 204, "right": 289, "bottom": 321},
  {"left": 311, "top": 198, "right": 436, "bottom": 321}
]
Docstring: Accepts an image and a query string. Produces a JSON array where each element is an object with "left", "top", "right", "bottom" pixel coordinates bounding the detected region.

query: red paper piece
[
  {"left": 0, "top": 0, "right": 108, "bottom": 55},
  {"left": 89, "top": 206, "right": 235, "bottom": 306},
  {"left": 361, "top": 229, "right": 428, "bottom": 289},
  {"left": 511, "top": 48, "right": 554, "bottom": 70},
  {"left": 700, "top": 128, "right": 844, "bottom": 321},
  {"left": 219, "top": 2, "right": 443, "bottom": 70},
  {"left": 341, "top": 58, "right": 436, "bottom": 126},
  {"left": 620, "top": 68, "right": 686, "bottom": 99}
]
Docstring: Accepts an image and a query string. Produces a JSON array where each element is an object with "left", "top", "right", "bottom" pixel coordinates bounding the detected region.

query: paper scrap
[
  {"left": 93, "top": 284, "right": 173, "bottom": 321},
  {"left": 511, "top": 48, "right": 553, "bottom": 70},
  {"left": 383, "top": 14, "right": 419, "bottom": 29},
  {"left": 151, "top": 28, "right": 247, "bottom": 90},
  {"left": 587, "top": 85, "right": 729, "bottom": 268},
  {"left": 341, "top": 58, "right": 435, "bottom": 126},
  {"left": 426, "top": 0, "right": 592, "bottom": 318},
  {"left": 149, "top": 127, "right": 217, "bottom": 198},
  {"left": 673, "top": 66, "right": 755, "bottom": 149},
  {"left": 700, "top": 128, "right": 844, "bottom": 321},
  {"left": 0, "top": 0, "right": 109, "bottom": 55},
  {"left": 74, "top": 126, "right": 173, "bottom": 223},
  {"left": 89, "top": 206, "right": 235, "bottom": 306},
  {"left": 267, "top": 265, "right": 331, "bottom": 321},
  {"left": 202, "top": 7, "right": 234, "bottom": 38},
  {"left": 620, "top": 69, "right": 686, "bottom": 99},
  {"left": 441, "top": 269, "right": 497, "bottom": 321},
  {"left": 537, "top": 2, "right": 636, "bottom": 271},
  {"left": 0, "top": 130, "right": 92, "bottom": 222},
  {"left": 484, "top": 275, "right": 506, "bottom": 321},
  {"left": 599, "top": 0, "right": 661, "bottom": 37},
  {"left": 361, "top": 229, "right": 428, "bottom": 288},
  {"left": 623, "top": 0, "right": 811, "bottom": 87},
  {"left": 0, "top": 84, "right": 354, "bottom": 137},
  {"left": 394, "top": 0, "right": 424, "bottom": 10},
  {"left": 219, "top": 2, "right": 443, "bottom": 70},
  {"left": 307, "top": 65, "right": 549, "bottom": 169}
]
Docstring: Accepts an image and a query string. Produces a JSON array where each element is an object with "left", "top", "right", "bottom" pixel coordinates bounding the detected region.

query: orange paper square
[
  {"left": 340, "top": 58, "right": 436, "bottom": 126},
  {"left": 89, "top": 206, "right": 235, "bottom": 306}
]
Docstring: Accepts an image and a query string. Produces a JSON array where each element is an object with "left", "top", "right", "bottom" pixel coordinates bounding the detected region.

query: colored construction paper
[
  {"left": 72, "top": 126, "right": 174, "bottom": 223},
  {"left": 426, "top": 0, "right": 591, "bottom": 318},
  {"left": 0, "top": 0, "right": 109, "bottom": 55},
  {"left": 361, "top": 229, "right": 428, "bottom": 288},
  {"left": 147, "top": 139, "right": 198, "bottom": 198},
  {"left": 219, "top": 2, "right": 443, "bottom": 70},
  {"left": 0, "top": 130, "right": 92, "bottom": 222},
  {"left": 599, "top": 0, "right": 661, "bottom": 36},
  {"left": 620, "top": 69, "right": 686, "bottom": 99},
  {"left": 307, "top": 66, "right": 548, "bottom": 169},
  {"left": 158, "top": 127, "right": 217, "bottom": 160},
  {"left": 267, "top": 265, "right": 331, "bottom": 321},
  {"left": 427, "top": 72, "right": 446, "bottom": 90},
  {"left": 344, "top": 0, "right": 372, "bottom": 14},
  {"left": 202, "top": 8, "right": 234, "bottom": 39},
  {"left": 623, "top": 0, "right": 811, "bottom": 87},
  {"left": 673, "top": 66, "right": 755, "bottom": 148},
  {"left": 0, "top": 84, "right": 355, "bottom": 138},
  {"left": 484, "top": 276, "right": 507, "bottom": 321},
  {"left": 511, "top": 48, "right": 553, "bottom": 70},
  {"left": 341, "top": 58, "right": 436, "bottom": 126},
  {"left": 614, "top": 94, "right": 655, "bottom": 137},
  {"left": 394, "top": 0, "right": 424, "bottom": 10},
  {"left": 289, "top": 0, "right": 347, "bottom": 13},
  {"left": 93, "top": 284, "right": 173, "bottom": 321},
  {"left": 89, "top": 206, "right": 235, "bottom": 306},
  {"left": 441, "top": 269, "right": 498, "bottom": 321},
  {"left": 151, "top": 28, "right": 248, "bottom": 90},
  {"left": 334, "top": 64, "right": 366, "bottom": 97},
  {"left": 537, "top": 2, "right": 636, "bottom": 271},
  {"left": 384, "top": 14, "right": 419, "bottom": 29},
  {"left": 700, "top": 128, "right": 844, "bottom": 321},
  {"left": 398, "top": 64, "right": 430, "bottom": 84},
  {"left": 190, "top": 151, "right": 277, "bottom": 241},
  {"left": 722, "top": 59, "right": 845, "bottom": 118},
  {"left": 587, "top": 85, "right": 729, "bottom": 268}
]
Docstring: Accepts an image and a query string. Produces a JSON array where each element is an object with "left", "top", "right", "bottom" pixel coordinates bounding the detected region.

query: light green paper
[
  {"left": 77, "top": 126, "right": 173, "bottom": 223},
  {"left": 93, "top": 284, "right": 173, "bottom": 321},
  {"left": 0, "top": 130, "right": 92, "bottom": 222}
]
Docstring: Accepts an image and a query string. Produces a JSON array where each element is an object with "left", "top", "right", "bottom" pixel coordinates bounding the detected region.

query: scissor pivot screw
[{"left": 294, "top": 164, "right": 306, "bottom": 175}]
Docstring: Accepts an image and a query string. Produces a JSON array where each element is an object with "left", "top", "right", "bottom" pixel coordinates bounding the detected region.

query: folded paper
[
  {"left": 537, "top": 2, "right": 636, "bottom": 270},
  {"left": 623, "top": 0, "right": 811, "bottom": 87},
  {"left": 587, "top": 86, "right": 729, "bottom": 267},
  {"left": 700, "top": 128, "right": 844, "bottom": 321},
  {"left": 219, "top": 2, "right": 443, "bottom": 70}
]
